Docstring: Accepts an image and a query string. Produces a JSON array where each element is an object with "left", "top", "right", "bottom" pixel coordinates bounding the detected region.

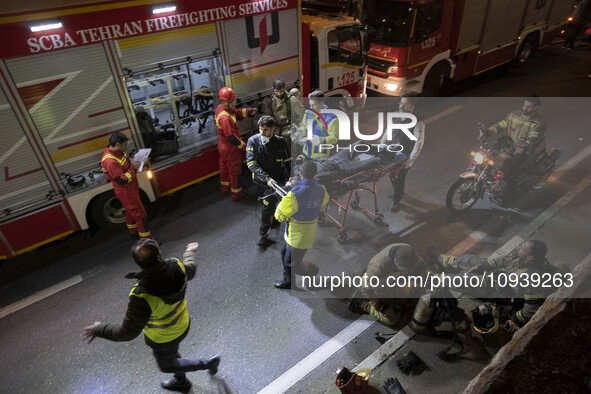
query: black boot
[
  {"left": 207, "top": 355, "right": 221, "bottom": 375},
  {"left": 161, "top": 377, "right": 192, "bottom": 393}
]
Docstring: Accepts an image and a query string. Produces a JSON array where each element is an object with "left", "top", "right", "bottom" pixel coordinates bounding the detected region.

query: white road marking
[
  {"left": 256, "top": 142, "right": 591, "bottom": 393},
  {"left": 445, "top": 230, "right": 488, "bottom": 257},
  {"left": 0, "top": 275, "right": 82, "bottom": 319},
  {"left": 492, "top": 175, "right": 591, "bottom": 259},
  {"left": 0, "top": 264, "right": 106, "bottom": 320},
  {"left": 547, "top": 143, "right": 591, "bottom": 183},
  {"left": 353, "top": 175, "right": 591, "bottom": 377},
  {"left": 353, "top": 326, "right": 415, "bottom": 372},
  {"left": 450, "top": 142, "right": 591, "bottom": 256},
  {"left": 256, "top": 316, "right": 375, "bottom": 394},
  {"left": 423, "top": 104, "right": 462, "bottom": 125}
]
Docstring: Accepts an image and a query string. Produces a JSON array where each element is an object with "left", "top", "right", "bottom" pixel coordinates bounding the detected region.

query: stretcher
[{"left": 317, "top": 161, "right": 404, "bottom": 244}]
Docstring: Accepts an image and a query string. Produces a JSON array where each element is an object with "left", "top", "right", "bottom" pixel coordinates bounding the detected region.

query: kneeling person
[{"left": 348, "top": 243, "right": 425, "bottom": 326}]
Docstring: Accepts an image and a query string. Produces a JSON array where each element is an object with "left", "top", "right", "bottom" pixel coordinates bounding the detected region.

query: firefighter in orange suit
[
  {"left": 101, "top": 132, "right": 154, "bottom": 240},
  {"left": 215, "top": 87, "right": 257, "bottom": 201}
]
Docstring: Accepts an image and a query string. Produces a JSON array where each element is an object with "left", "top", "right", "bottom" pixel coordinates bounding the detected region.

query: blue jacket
[{"left": 274, "top": 178, "right": 329, "bottom": 248}]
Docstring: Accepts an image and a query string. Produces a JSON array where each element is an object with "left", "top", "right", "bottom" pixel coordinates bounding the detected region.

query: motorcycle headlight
[{"left": 474, "top": 152, "right": 485, "bottom": 164}]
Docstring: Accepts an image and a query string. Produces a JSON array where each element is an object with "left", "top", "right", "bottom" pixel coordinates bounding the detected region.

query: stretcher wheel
[
  {"left": 374, "top": 213, "right": 384, "bottom": 225},
  {"left": 337, "top": 231, "right": 348, "bottom": 244},
  {"left": 351, "top": 199, "right": 359, "bottom": 209},
  {"left": 317, "top": 212, "right": 326, "bottom": 224}
]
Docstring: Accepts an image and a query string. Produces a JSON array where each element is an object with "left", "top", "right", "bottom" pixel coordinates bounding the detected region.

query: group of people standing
[{"left": 88, "top": 84, "right": 564, "bottom": 393}]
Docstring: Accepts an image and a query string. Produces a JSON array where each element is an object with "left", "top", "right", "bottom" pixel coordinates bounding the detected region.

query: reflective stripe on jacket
[
  {"left": 275, "top": 178, "right": 329, "bottom": 249},
  {"left": 490, "top": 110, "right": 546, "bottom": 145},
  {"left": 301, "top": 108, "right": 339, "bottom": 158},
  {"left": 215, "top": 105, "right": 248, "bottom": 151},
  {"left": 130, "top": 260, "right": 190, "bottom": 344}
]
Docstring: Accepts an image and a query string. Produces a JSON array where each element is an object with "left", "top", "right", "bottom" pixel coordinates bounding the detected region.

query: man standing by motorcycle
[
  {"left": 483, "top": 95, "right": 546, "bottom": 194},
  {"left": 380, "top": 96, "right": 425, "bottom": 211}
]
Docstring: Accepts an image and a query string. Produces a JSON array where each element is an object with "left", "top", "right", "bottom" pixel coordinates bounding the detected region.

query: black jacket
[
  {"left": 94, "top": 250, "right": 197, "bottom": 349},
  {"left": 246, "top": 134, "right": 290, "bottom": 185}
]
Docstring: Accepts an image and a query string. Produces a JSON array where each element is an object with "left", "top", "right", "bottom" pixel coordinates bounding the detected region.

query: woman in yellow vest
[{"left": 83, "top": 240, "right": 219, "bottom": 393}]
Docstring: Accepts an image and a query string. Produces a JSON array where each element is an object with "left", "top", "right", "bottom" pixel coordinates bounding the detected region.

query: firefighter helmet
[{"left": 219, "top": 87, "right": 236, "bottom": 102}]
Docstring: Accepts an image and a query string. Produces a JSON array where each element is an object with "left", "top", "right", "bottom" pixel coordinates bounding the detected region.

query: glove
[
  {"left": 292, "top": 130, "right": 308, "bottom": 146},
  {"left": 396, "top": 351, "right": 421, "bottom": 374},
  {"left": 249, "top": 108, "right": 258, "bottom": 116},
  {"left": 266, "top": 178, "right": 276, "bottom": 188},
  {"left": 383, "top": 377, "right": 407, "bottom": 394},
  {"left": 287, "top": 124, "right": 298, "bottom": 136},
  {"left": 312, "top": 135, "right": 321, "bottom": 146}
]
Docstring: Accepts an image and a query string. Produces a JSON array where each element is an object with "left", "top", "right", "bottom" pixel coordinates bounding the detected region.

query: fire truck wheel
[
  {"left": 91, "top": 191, "right": 127, "bottom": 229},
  {"left": 514, "top": 35, "right": 537, "bottom": 66}
]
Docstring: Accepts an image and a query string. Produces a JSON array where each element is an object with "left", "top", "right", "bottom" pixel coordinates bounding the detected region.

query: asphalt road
[{"left": 0, "top": 43, "right": 590, "bottom": 394}]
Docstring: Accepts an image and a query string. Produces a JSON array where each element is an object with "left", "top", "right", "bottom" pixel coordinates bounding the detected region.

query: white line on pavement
[
  {"left": 353, "top": 173, "right": 591, "bottom": 379},
  {"left": 451, "top": 142, "right": 591, "bottom": 256},
  {"left": 0, "top": 264, "right": 106, "bottom": 320},
  {"left": 0, "top": 275, "right": 82, "bottom": 319},
  {"left": 547, "top": 143, "right": 591, "bottom": 183},
  {"left": 423, "top": 105, "right": 463, "bottom": 125},
  {"left": 261, "top": 141, "right": 591, "bottom": 392},
  {"left": 446, "top": 231, "right": 488, "bottom": 257},
  {"left": 256, "top": 316, "right": 375, "bottom": 394},
  {"left": 491, "top": 175, "right": 591, "bottom": 259},
  {"left": 353, "top": 326, "right": 415, "bottom": 372}
]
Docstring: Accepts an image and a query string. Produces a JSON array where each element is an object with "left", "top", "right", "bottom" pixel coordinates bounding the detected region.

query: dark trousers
[
  {"left": 258, "top": 185, "right": 279, "bottom": 236},
  {"left": 504, "top": 153, "right": 526, "bottom": 192},
  {"left": 280, "top": 242, "right": 307, "bottom": 284},
  {"left": 152, "top": 345, "right": 209, "bottom": 381},
  {"left": 565, "top": 23, "right": 583, "bottom": 48},
  {"left": 389, "top": 168, "right": 409, "bottom": 204}
]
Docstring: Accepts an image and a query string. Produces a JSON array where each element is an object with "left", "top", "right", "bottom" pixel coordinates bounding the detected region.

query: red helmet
[{"left": 219, "top": 87, "right": 236, "bottom": 102}]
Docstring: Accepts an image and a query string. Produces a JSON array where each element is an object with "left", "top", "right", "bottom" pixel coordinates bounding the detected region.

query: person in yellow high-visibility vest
[
  {"left": 83, "top": 240, "right": 219, "bottom": 393},
  {"left": 273, "top": 161, "right": 329, "bottom": 289},
  {"left": 299, "top": 91, "right": 339, "bottom": 159}
]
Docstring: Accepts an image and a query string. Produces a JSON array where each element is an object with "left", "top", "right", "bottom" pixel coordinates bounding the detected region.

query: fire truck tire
[
  {"left": 422, "top": 62, "right": 447, "bottom": 96},
  {"left": 514, "top": 35, "right": 538, "bottom": 66},
  {"left": 90, "top": 191, "right": 127, "bottom": 229}
]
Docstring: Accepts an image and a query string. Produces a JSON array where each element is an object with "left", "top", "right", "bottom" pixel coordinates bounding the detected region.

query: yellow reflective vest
[{"left": 130, "top": 259, "right": 190, "bottom": 344}]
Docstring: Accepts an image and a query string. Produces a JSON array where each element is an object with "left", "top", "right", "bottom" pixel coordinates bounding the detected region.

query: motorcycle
[{"left": 446, "top": 123, "right": 562, "bottom": 212}]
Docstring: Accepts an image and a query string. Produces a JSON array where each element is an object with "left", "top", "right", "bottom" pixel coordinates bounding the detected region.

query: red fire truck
[
  {"left": 361, "top": 0, "right": 573, "bottom": 96},
  {"left": 0, "top": 0, "right": 366, "bottom": 259}
]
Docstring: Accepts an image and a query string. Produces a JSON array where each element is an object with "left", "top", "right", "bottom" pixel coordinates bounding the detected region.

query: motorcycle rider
[{"left": 483, "top": 95, "right": 546, "bottom": 194}]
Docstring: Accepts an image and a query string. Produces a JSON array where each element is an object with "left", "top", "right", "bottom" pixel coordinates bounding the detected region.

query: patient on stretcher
[{"left": 292, "top": 142, "right": 406, "bottom": 194}]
